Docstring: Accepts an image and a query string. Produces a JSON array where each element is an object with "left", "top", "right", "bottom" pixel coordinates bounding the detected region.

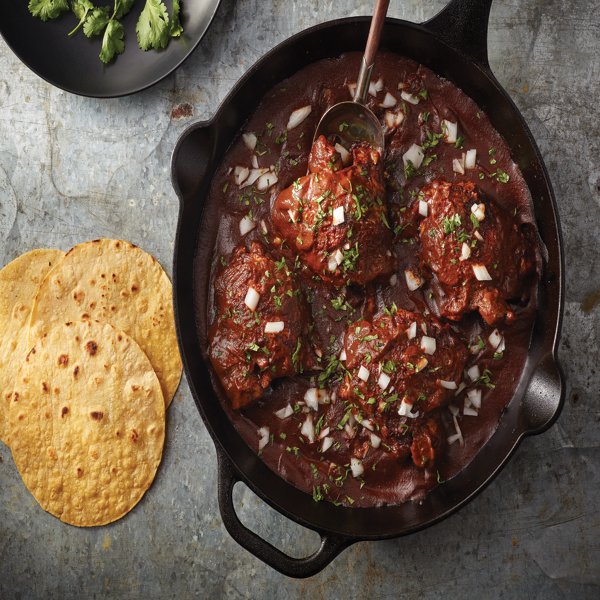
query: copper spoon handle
[{"left": 354, "top": 0, "right": 391, "bottom": 105}]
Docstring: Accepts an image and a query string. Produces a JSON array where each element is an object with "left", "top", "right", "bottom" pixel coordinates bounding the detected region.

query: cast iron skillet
[
  {"left": 0, "top": 0, "right": 221, "bottom": 98},
  {"left": 171, "top": 0, "right": 565, "bottom": 578}
]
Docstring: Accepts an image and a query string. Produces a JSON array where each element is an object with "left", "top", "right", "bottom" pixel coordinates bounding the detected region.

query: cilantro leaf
[
  {"left": 136, "top": 0, "right": 170, "bottom": 50},
  {"left": 83, "top": 7, "right": 111, "bottom": 38},
  {"left": 28, "top": 0, "right": 69, "bottom": 21},
  {"left": 115, "top": 0, "right": 136, "bottom": 19},
  {"left": 170, "top": 0, "right": 183, "bottom": 37},
  {"left": 99, "top": 19, "right": 125, "bottom": 64},
  {"left": 68, "top": 0, "right": 93, "bottom": 37},
  {"left": 71, "top": 0, "right": 93, "bottom": 20}
]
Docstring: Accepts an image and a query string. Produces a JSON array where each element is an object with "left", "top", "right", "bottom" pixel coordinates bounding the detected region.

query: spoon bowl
[{"left": 313, "top": 100, "right": 384, "bottom": 151}]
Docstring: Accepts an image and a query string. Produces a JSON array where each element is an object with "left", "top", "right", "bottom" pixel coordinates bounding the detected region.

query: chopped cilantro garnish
[{"left": 442, "top": 213, "right": 462, "bottom": 234}]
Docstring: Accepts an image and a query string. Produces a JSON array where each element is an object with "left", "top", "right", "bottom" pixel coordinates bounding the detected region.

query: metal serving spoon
[{"left": 313, "top": 0, "right": 390, "bottom": 151}]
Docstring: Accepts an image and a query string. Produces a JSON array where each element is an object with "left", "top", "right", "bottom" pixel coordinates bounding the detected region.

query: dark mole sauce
[{"left": 195, "top": 52, "right": 539, "bottom": 507}]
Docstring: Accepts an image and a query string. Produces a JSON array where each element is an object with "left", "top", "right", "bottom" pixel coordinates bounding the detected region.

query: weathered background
[{"left": 1, "top": 0, "right": 599, "bottom": 598}]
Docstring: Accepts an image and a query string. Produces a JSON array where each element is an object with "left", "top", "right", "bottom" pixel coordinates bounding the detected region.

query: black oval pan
[{"left": 170, "top": 0, "right": 565, "bottom": 578}]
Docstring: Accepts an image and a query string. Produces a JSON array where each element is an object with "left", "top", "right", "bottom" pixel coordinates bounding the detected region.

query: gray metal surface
[{"left": 0, "top": 0, "right": 598, "bottom": 597}]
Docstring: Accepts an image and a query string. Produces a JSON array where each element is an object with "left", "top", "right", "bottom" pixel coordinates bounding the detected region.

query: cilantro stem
[{"left": 68, "top": 9, "right": 91, "bottom": 37}]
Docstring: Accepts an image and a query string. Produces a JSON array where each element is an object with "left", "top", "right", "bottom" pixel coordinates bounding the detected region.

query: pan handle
[
  {"left": 521, "top": 353, "right": 565, "bottom": 434},
  {"left": 216, "top": 448, "right": 353, "bottom": 578},
  {"left": 423, "top": 0, "right": 494, "bottom": 71},
  {"left": 171, "top": 121, "right": 215, "bottom": 206}
]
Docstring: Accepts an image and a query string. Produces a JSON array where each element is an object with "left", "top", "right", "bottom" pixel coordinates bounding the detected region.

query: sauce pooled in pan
[{"left": 196, "top": 51, "right": 539, "bottom": 507}]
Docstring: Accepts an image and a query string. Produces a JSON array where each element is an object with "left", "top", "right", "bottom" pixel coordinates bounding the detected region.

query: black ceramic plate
[{"left": 0, "top": 0, "right": 221, "bottom": 98}]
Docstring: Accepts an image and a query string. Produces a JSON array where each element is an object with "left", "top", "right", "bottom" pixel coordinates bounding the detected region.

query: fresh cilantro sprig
[
  {"left": 28, "top": 0, "right": 70, "bottom": 22},
  {"left": 28, "top": 0, "right": 184, "bottom": 65}
]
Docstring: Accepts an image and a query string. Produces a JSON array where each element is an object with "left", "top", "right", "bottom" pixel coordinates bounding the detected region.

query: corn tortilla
[
  {"left": 9, "top": 320, "right": 165, "bottom": 527},
  {"left": 0, "top": 249, "right": 64, "bottom": 446},
  {"left": 28, "top": 239, "right": 182, "bottom": 406}
]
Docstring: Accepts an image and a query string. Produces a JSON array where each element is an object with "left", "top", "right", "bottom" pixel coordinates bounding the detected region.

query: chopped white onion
[
  {"left": 378, "top": 372, "right": 391, "bottom": 390},
  {"left": 251, "top": 154, "right": 259, "bottom": 169},
  {"left": 321, "top": 436, "right": 334, "bottom": 453},
  {"left": 360, "top": 419, "right": 374, "bottom": 431},
  {"left": 421, "top": 335, "right": 437, "bottom": 355},
  {"left": 287, "top": 105, "right": 312, "bottom": 130},
  {"left": 327, "top": 255, "right": 338, "bottom": 272},
  {"left": 242, "top": 132, "right": 257, "bottom": 151},
  {"left": 488, "top": 329, "right": 503, "bottom": 349},
  {"left": 304, "top": 388, "right": 319, "bottom": 411},
  {"left": 344, "top": 423, "right": 356, "bottom": 438},
  {"left": 467, "top": 388, "right": 482, "bottom": 409},
  {"left": 357, "top": 365, "right": 370, "bottom": 382},
  {"left": 496, "top": 337, "right": 506, "bottom": 354},
  {"left": 474, "top": 230, "right": 484, "bottom": 242},
  {"left": 264, "top": 321, "right": 285, "bottom": 334},
  {"left": 332, "top": 206, "right": 345, "bottom": 226},
  {"left": 472, "top": 264, "right": 492, "bottom": 281},
  {"left": 256, "top": 172, "right": 278, "bottom": 191},
  {"left": 402, "top": 144, "right": 424, "bottom": 170},
  {"left": 260, "top": 219, "right": 268, "bottom": 235},
  {"left": 380, "top": 92, "right": 397, "bottom": 108},
  {"left": 234, "top": 166, "right": 249, "bottom": 186},
  {"left": 401, "top": 90, "right": 419, "bottom": 105},
  {"left": 275, "top": 404, "right": 294, "bottom": 420},
  {"left": 258, "top": 426, "right": 270, "bottom": 451},
  {"left": 421, "top": 321, "right": 428, "bottom": 335},
  {"left": 389, "top": 273, "right": 398, "bottom": 286},
  {"left": 398, "top": 399, "right": 419, "bottom": 418},
  {"left": 368, "top": 77, "right": 384, "bottom": 96},
  {"left": 333, "top": 249, "right": 344, "bottom": 265},
  {"left": 384, "top": 110, "right": 405, "bottom": 129},
  {"left": 471, "top": 203, "right": 486, "bottom": 222},
  {"left": 442, "top": 120, "right": 458, "bottom": 143},
  {"left": 339, "top": 348, "right": 347, "bottom": 361},
  {"left": 301, "top": 415, "right": 315, "bottom": 443},
  {"left": 240, "top": 167, "right": 269, "bottom": 189},
  {"left": 467, "top": 364, "right": 481, "bottom": 381},
  {"left": 459, "top": 242, "right": 472, "bottom": 261},
  {"left": 334, "top": 143, "right": 350, "bottom": 165},
  {"left": 453, "top": 156, "right": 465, "bottom": 175},
  {"left": 350, "top": 457, "right": 364, "bottom": 478},
  {"left": 404, "top": 269, "right": 424, "bottom": 291},
  {"left": 418, "top": 199, "right": 429, "bottom": 217},
  {"left": 447, "top": 433, "right": 462, "bottom": 445},
  {"left": 463, "top": 407, "right": 479, "bottom": 417},
  {"left": 244, "top": 287, "right": 260, "bottom": 311},
  {"left": 370, "top": 433, "right": 382, "bottom": 449},
  {"left": 440, "top": 379, "right": 458, "bottom": 390},
  {"left": 319, "top": 427, "right": 330, "bottom": 440},
  {"left": 239, "top": 215, "right": 256, "bottom": 236},
  {"left": 465, "top": 148, "right": 477, "bottom": 169},
  {"left": 406, "top": 321, "right": 417, "bottom": 340},
  {"left": 451, "top": 413, "right": 465, "bottom": 446}
]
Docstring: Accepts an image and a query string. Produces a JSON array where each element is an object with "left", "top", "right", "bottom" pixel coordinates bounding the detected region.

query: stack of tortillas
[{"left": 0, "top": 240, "right": 182, "bottom": 527}]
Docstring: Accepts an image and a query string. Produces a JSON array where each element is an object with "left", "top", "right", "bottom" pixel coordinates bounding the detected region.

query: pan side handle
[
  {"left": 423, "top": 0, "right": 494, "bottom": 71},
  {"left": 171, "top": 121, "right": 215, "bottom": 206},
  {"left": 216, "top": 449, "right": 353, "bottom": 578}
]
